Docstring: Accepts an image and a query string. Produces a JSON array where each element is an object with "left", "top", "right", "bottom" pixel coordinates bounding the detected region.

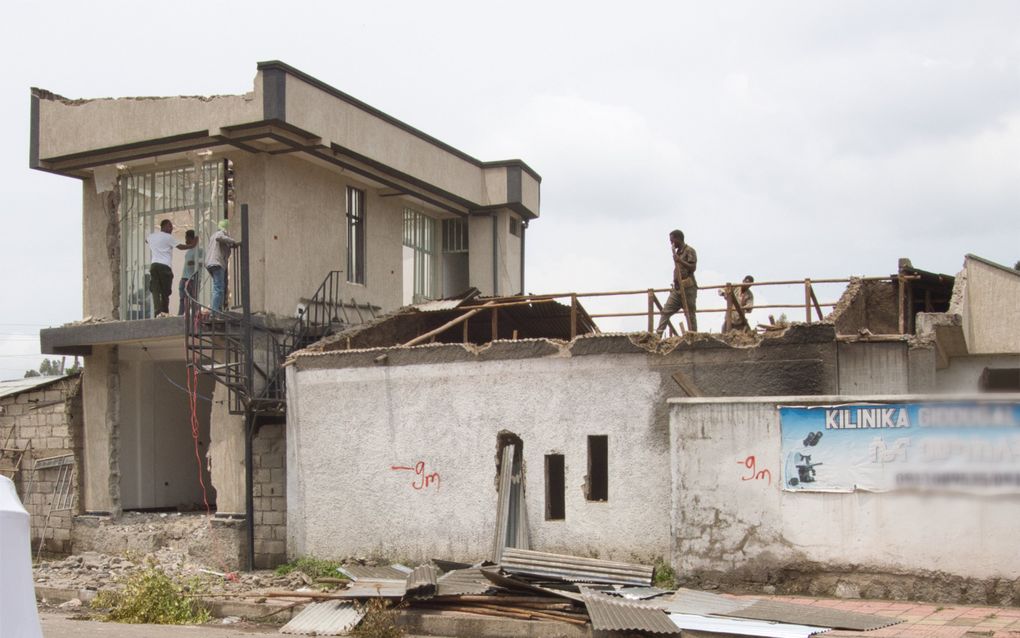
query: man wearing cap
[
  {"left": 146, "top": 219, "right": 196, "bottom": 317},
  {"left": 205, "top": 219, "right": 241, "bottom": 312}
]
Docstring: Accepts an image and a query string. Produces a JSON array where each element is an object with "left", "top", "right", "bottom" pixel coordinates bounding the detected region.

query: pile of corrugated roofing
[{"left": 273, "top": 552, "right": 903, "bottom": 636}]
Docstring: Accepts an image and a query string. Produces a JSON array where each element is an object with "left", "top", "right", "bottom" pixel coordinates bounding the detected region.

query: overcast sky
[{"left": 1, "top": 1, "right": 1018, "bottom": 378}]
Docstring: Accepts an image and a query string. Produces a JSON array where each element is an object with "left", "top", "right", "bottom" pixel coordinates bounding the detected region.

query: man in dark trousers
[
  {"left": 656, "top": 229, "right": 698, "bottom": 335},
  {"left": 146, "top": 219, "right": 196, "bottom": 317}
]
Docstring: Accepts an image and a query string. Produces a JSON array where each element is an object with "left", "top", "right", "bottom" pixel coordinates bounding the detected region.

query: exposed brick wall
[
  {"left": 0, "top": 375, "right": 83, "bottom": 555},
  {"left": 252, "top": 422, "right": 286, "bottom": 569}
]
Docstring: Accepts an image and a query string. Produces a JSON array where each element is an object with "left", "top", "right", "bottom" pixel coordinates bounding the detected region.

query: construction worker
[
  {"left": 721, "top": 275, "right": 755, "bottom": 332},
  {"left": 656, "top": 229, "right": 698, "bottom": 335}
]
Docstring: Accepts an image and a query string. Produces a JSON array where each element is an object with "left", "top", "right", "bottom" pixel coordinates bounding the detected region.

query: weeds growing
[{"left": 90, "top": 562, "right": 210, "bottom": 624}]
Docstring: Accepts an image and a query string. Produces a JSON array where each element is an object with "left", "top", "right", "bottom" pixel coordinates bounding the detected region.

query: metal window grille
[
  {"left": 346, "top": 187, "right": 366, "bottom": 284},
  {"left": 442, "top": 218, "right": 469, "bottom": 253},
  {"left": 403, "top": 208, "right": 437, "bottom": 302},
  {"left": 119, "top": 161, "right": 226, "bottom": 319}
]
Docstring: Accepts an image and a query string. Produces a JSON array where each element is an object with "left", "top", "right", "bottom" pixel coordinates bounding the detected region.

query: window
[
  {"left": 509, "top": 215, "right": 521, "bottom": 237},
  {"left": 442, "top": 218, "right": 468, "bottom": 253},
  {"left": 346, "top": 187, "right": 365, "bottom": 284},
  {"left": 586, "top": 435, "right": 608, "bottom": 501},
  {"left": 545, "top": 454, "right": 565, "bottom": 520},
  {"left": 119, "top": 160, "right": 226, "bottom": 319},
  {"left": 403, "top": 208, "right": 437, "bottom": 303}
]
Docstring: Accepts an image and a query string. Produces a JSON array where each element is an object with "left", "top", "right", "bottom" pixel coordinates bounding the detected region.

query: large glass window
[
  {"left": 402, "top": 208, "right": 437, "bottom": 304},
  {"left": 346, "top": 187, "right": 366, "bottom": 284},
  {"left": 119, "top": 161, "right": 226, "bottom": 319}
]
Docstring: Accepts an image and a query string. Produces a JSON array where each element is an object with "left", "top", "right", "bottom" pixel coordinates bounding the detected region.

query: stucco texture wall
[
  {"left": 962, "top": 258, "right": 1020, "bottom": 355},
  {"left": 286, "top": 351, "right": 674, "bottom": 563},
  {"left": 670, "top": 397, "right": 1020, "bottom": 593}
]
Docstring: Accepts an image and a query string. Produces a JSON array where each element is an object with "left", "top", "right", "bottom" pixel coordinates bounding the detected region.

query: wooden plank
[
  {"left": 569, "top": 294, "right": 578, "bottom": 340},
  {"left": 402, "top": 308, "right": 486, "bottom": 347},
  {"left": 809, "top": 286, "right": 824, "bottom": 321}
]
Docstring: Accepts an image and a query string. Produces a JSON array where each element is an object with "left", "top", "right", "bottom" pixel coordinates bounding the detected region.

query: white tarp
[{"left": 0, "top": 475, "right": 43, "bottom": 637}]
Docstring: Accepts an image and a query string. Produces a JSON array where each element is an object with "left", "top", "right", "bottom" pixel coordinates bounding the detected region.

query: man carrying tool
[{"left": 656, "top": 229, "right": 698, "bottom": 336}]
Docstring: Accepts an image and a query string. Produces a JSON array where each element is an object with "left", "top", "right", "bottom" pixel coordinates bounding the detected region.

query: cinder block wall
[
  {"left": 0, "top": 375, "right": 83, "bottom": 555},
  {"left": 252, "top": 423, "right": 286, "bottom": 568}
]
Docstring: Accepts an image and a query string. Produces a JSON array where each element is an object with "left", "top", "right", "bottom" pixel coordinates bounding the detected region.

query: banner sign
[{"left": 779, "top": 401, "right": 1020, "bottom": 494}]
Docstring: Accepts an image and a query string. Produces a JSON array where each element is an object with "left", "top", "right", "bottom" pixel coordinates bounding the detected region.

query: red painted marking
[
  {"left": 391, "top": 460, "right": 441, "bottom": 491},
  {"left": 738, "top": 455, "right": 772, "bottom": 485}
]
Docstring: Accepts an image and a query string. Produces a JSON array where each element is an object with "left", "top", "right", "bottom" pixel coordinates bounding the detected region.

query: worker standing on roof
[
  {"left": 205, "top": 219, "right": 241, "bottom": 313},
  {"left": 656, "top": 229, "right": 698, "bottom": 335},
  {"left": 721, "top": 275, "right": 755, "bottom": 332}
]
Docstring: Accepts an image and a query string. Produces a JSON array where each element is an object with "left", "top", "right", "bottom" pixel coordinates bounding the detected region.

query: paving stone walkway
[{"left": 753, "top": 596, "right": 1020, "bottom": 638}]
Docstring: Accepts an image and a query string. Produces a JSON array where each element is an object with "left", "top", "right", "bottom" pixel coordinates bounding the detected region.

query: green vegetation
[
  {"left": 90, "top": 563, "right": 210, "bottom": 625},
  {"left": 352, "top": 599, "right": 405, "bottom": 638},
  {"left": 274, "top": 556, "right": 347, "bottom": 580},
  {"left": 652, "top": 557, "right": 678, "bottom": 589}
]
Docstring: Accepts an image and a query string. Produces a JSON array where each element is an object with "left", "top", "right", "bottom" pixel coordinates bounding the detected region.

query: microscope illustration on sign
[{"left": 785, "top": 430, "right": 823, "bottom": 487}]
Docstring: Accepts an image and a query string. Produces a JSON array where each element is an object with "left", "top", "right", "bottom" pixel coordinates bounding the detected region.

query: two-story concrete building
[{"left": 34, "top": 61, "right": 541, "bottom": 566}]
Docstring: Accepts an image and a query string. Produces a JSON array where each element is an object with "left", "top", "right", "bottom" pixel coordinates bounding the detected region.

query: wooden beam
[{"left": 402, "top": 304, "right": 491, "bottom": 347}]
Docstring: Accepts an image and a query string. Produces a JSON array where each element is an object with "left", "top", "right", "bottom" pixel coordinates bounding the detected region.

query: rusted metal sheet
[
  {"left": 480, "top": 568, "right": 585, "bottom": 602},
  {"left": 280, "top": 600, "right": 364, "bottom": 635},
  {"left": 581, "top": 587, "right": 680, "bottom": 634},
  {"left": 405, "top": 564, "right": 438, "bottom": 599},
  {"left": 500, "top": 548, "right": 654, "bottom": 586}
]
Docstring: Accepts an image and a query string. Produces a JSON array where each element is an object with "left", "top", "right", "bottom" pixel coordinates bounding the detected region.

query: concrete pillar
[
  {"left": 81, "top": 345, "right": 120, "bottom": 515},
  {"left": 208, "top": 383, "right": 246, "bottom": 516}
]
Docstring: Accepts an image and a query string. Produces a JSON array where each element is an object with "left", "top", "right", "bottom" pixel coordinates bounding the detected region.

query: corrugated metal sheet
[
  {"left": 500, "top": 548, "right": 654, "bottom": 586},
  {"left": 338, "top": 564, "right": 411, "bottom": 581},
  {"left": 479, "top": 568, "right": 586, "bottom": 602},
  {"left": 337, "top": 579, "right": 407, "bottom": 598},
  {"left": 280, "top": 600, "right": 365, "bottom": 635},
  {"left": 668, "top": 613, "right": 829, "bottom": 638},
  {"left": 611, "top": 586, "right": 672, "bottom": 600},
  {"left": 405, "top": 564, "right": 438, "bottom": 599},
  {"left": 723, "top": 600, "right": 902, "bottom": 631},
  {"left": 436, "top": 568, "right": 494, "bottom": 596},
  {"left": 412, "top": 299, "right": 469, "bottom": 312},
  {"left": 581, "top": 587, "right": 680, "bottom": 634},
  {"left": 0, "top": 374, "right": 70, "bottom": 399},
  {"left": 651, "top": 588, "right": 755, "bottom": 615}
]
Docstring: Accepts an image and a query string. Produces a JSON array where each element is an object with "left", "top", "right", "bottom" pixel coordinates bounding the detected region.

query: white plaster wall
[
  {"left": 963, "top": 258, "right": 1020, "bottom": 354},
  {"left": 936, "top": 354, "right": 1020, "bottom": 393},
  {"left": 670, "top": 396, "right": 1020, "bottom": 580},
  {"left": 82, "top": 178, "right": 115, "bottom": 319},
  {"left": 520, "top": 172, "right": 540, "bottom": 214},
  {"left": 38, "top": 93, "right": 259, "bottom": 160},
  {"left": 287, "top": 353, "right": 672, "bottom": 562},
  {"left": 468, "top": 215, "right": 495, "bottom": 295}
]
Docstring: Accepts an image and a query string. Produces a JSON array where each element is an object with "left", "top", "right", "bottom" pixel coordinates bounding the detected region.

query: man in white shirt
[{"left": 146, "top": 219, "right": 195, "bottom": 317}]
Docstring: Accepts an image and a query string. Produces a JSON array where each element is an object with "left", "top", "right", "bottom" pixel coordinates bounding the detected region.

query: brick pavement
[{"left": 749, "top": 596, "right": 1020, "bottom": 638}]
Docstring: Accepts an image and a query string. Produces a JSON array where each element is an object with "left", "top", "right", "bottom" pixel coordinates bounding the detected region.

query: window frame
[{"left": 346, "top": 186, "right": 366, "bottom": 285}]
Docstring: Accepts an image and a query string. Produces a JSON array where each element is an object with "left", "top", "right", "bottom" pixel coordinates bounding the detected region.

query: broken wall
[
  {"left": 0, "top": 375, "right": 83, "bottom": 555},
  {"left": 284, "top": 326, "right": 855, "bottom": 563},
  {"left": 253, "top": 423, "right": 287, "bottom": 568},
  {"left": 670, "top": 396, "right": 1020, "bottom": 604},
  {"left": 829, "top": 279, "right": 900, "bottom": 335}
]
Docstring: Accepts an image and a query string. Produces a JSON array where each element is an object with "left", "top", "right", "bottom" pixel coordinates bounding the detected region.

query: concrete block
[
  {"left": 270, "top": 497, "right": 286, "bottom": 512},
  {"left": 44, "top": 390, "right": 63, "bottom": 402},
  {"left": 262, "top": 511, "right": 284, "bottom": 526},
  {"left": 269, "top": 468, "right": 285, "bottom": 484},
  {"left": 273, "top": 525, "right": 288, "bottom": 540}
]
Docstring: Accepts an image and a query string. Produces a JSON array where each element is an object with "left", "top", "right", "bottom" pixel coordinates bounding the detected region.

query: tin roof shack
[
  {"left": 283, "top": 317, "right": 925, "bottom": 565},
  {"left": 0, "top": 374, "right": 82, "bottom": 555}
]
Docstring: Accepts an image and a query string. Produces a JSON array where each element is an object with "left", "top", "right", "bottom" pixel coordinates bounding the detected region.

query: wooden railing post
[
  {"left": 804, "top": 279, "right": 812, "bottom": 324},
  {"left": 647, "top": 289, "right": 655, "bottom": 333},
  {"left": 491, "top": 308, "right": 499, "bottom": 341},
  {"left": 570, "top": 294, "right": 578, "bottom": 340}
]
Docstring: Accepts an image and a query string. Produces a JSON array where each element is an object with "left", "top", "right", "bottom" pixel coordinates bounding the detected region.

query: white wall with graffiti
[
  {"left": 669, "top": 394, "right": 1020, "bottom": 582},
  {"left": 285, "top": 351, "right": 674, "bottom": 563}
]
